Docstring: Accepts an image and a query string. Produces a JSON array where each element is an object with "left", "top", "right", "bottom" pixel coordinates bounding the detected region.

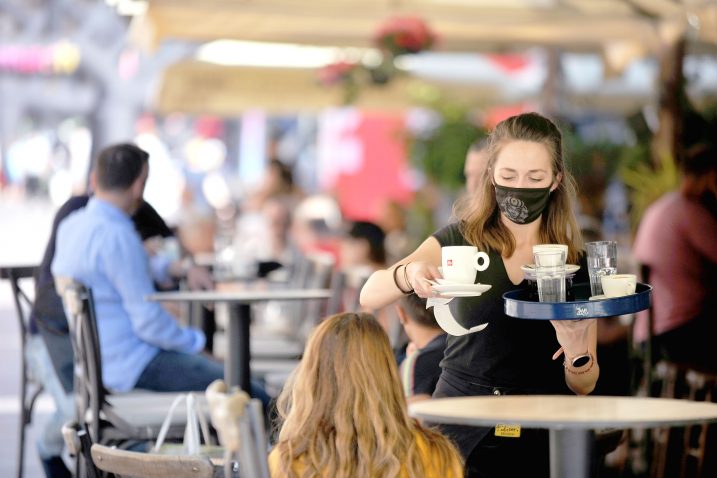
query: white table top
[
  {"left": 409, "top": 395, "right": 717, "bottom": 430},
  {"left": 146, "top": 288, "right": 332, "bottom": 304}
]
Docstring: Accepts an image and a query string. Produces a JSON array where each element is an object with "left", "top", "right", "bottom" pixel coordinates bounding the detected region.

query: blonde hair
[
  {"left": 455, "top": 112, "right": 583, "bottom": 264},
  {"left": 273, "top": 312, "right": 463, "bottom": 478}
]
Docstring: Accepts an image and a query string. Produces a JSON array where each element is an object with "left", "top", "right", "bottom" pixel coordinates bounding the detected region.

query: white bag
[{"left": 153, "top": 393, "right": 215, "bottom": 456}]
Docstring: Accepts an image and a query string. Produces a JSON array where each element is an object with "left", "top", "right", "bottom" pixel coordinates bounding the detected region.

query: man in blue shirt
[{"left": 51, "top": 144, "right": 263, "bottom": 397}]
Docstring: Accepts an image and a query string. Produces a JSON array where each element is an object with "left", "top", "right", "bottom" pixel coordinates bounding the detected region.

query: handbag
[{"left": 152, "top": 393, "right": 223, "bottom": 458}]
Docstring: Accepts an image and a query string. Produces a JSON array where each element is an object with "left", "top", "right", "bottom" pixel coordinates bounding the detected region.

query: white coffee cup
[
  {"left": 441, "top": 246, "right": 490, "bottom": 284},
  {"left": 600, "top": 274, "right": 637, "bottom": 297}
]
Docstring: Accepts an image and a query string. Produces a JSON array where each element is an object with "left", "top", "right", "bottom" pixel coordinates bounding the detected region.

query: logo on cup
[
  {"left": 441, "top": 246, "right": 490, "bottom": 284},
  {"left": 575, "top": 306, "right": 589, "bottom": 317}
]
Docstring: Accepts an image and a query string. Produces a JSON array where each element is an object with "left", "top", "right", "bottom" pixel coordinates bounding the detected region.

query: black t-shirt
[{"left": 432, "top": 222, "right": 588, "bottom": 394}]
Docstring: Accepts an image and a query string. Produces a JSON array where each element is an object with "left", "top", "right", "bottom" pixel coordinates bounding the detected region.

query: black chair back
[
  {"left": 56, "top": 278, "right": 106, "bottom": 443},
  {"left": 0, "top": 265, "right": 40, "bottom": 478}
]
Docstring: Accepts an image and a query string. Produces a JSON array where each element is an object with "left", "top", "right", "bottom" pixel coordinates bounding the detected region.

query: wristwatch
[{"left": 570, "top": 353, "right": 592, "bottom": 368}]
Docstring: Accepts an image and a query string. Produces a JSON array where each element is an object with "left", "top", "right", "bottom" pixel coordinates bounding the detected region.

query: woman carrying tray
[{"left": 361, "top": 112, "right": 598, "bottom": 478}]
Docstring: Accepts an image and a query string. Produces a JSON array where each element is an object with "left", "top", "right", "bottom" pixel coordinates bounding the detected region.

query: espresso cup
[
  {"left": 600, "top": 274, "right": 637, "bottom": 298},
  {"left": 441, "top": 246, "right": 490, "bottom": 284}
]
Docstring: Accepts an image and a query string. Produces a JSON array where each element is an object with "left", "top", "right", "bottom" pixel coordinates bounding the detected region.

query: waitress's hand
[
  {"left": 549, "top": 318, "right": 596, "bottom": 360},
  {"left": 404, "top": 261, "right": 442, "bottom": 299}
]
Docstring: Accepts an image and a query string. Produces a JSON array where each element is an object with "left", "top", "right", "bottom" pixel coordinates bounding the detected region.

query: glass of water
[
  {"left": 534, "top": 250, "right": 566, "bottom": 303},
  {"left": 585, "top": 241, "right": 617, "bottom": 296}
]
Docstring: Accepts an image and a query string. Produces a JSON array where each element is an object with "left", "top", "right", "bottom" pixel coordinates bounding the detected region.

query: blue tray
[{"left": 503, "top": 282, "right": 652, "bottom": 320}]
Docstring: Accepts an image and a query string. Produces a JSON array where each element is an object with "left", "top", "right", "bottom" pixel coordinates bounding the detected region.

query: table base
[{"left": 549, "top": 429, "right": 595, "bottom": 478}]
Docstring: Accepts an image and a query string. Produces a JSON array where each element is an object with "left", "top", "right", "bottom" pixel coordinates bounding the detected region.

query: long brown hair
[
  {"left": 455, "top": 112, "right": 583, "bottom": 263},
  {"left": 273, "top": 312, "right": 463, "bottom": 478}
]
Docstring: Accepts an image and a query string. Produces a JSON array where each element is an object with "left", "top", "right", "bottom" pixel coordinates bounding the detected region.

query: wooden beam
[{"left": 144, "top": 3, "right": 659, "bottom": 51}]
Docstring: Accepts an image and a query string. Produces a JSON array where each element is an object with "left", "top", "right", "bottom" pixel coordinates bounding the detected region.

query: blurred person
[
  {"left": 633, "top": 143, "right": 717, "bottom": 372},
  {"left": 256, "top": 197, "right": 301, "bottom": 275},
  {"left": 176, "top": 208, "right": 218, "bottom": 258},
  {"left": 28, "top": 154, "right": 213, "bottom": 477},
  {"left": 340, "top": 221, "right": 401, "bottom": 337},
  {"left": 340, "top": 220, "right": 387, "bottom": 271},
  {"left": 396, "top": 294, "right": 447, "bottom": 404},
  {"left": 245, "top": 158, "right": 304, "bottom": 212},
  {"left": 464, "top": 138, "right": 489, "bottom": 194},
  {"left": 289, "top": 194, "right": 343, "bottom": 265},
  {"left": 236, "top": 196, "right": 301, "bottom": 280},
  {"left": 361, "top": 113, "right": 598, "bottom": 478},
  {"left": 379, "top": 199, "right": 412, "bottom": 264},
  {"left": 50, "top": 142, "right": 268, "bottom": 395},
  {"left": 270, "top": 312, "right": 463, "bottom": 478}
]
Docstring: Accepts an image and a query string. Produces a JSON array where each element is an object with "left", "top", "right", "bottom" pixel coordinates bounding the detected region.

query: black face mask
[{"left": 494, "top": 184, "right": 552, "bottom": 224}]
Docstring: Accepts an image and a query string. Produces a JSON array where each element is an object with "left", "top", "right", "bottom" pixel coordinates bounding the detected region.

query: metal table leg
[
  {"left": 549, "top": 428, "right": 595, "bottom": 478},
  {"left": 225, "top": 303, "right": 252, "bottom": 393}
]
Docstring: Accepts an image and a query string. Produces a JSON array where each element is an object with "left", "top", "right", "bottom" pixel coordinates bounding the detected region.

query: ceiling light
[{"left": 197, "top": 40, "right": 373, "bottom": 69}]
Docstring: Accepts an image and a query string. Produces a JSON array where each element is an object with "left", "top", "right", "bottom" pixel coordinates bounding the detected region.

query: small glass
[
  {"left": 585, "top": 241, "right": 617, "bottom": 296},
  {"left": 534, "top": 250, "right": 566, "bottom": 303}
]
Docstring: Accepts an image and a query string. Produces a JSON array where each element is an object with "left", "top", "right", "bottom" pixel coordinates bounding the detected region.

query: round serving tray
[{"left": 503, "top": 282, "right": 652, "bottom": 320}]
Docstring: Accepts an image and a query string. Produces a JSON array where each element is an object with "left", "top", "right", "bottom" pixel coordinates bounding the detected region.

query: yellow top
[{"left": 268, "top": 432, "right": 463, "bottom": 477}]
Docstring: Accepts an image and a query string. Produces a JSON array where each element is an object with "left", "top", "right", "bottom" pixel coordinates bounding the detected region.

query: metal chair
[
  {"left": 0, "top": 264, "right": 40, "bottom": 478},
  {"left": 679, "top": 369, "right": 717, "bottom": 477},
  {"left": 55, "top": 277, "right": 199, "bottom": 473},
  {"left": 205, "top": 381, "right": 269, "bottom": 478}
]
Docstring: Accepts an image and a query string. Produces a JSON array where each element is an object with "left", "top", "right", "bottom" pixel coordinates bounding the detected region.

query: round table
[
  {"left": 409, "top": 395, "right": 717, "bottom": 478},
  {"left": 147, "top": 288, "right": 332, "bottom": 393}
]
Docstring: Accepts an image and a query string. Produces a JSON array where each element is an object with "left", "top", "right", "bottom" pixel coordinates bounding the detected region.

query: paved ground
[{"left": 1, "top": 195, "right": 57, "bottom": 477}]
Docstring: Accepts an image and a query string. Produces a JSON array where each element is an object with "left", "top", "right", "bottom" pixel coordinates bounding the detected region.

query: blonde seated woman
[{"left": 269, "top": 312, "right": 463, "bottom": 478}]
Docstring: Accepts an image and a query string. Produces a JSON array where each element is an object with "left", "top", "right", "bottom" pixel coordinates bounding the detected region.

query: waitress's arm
[
  {"left": 360, "top": 237, "right": 442, "bottom": 309},
  {"left": 552, "top": 319, "right": 600, "bottom": 395}
]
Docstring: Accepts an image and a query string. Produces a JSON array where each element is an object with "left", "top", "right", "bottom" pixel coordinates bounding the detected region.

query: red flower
[
  {"left": 317, "top": 61, "right": 360, "bottom": 86},
  {"left": 374, "top": 16, "right": 436, "bottom": 55}
]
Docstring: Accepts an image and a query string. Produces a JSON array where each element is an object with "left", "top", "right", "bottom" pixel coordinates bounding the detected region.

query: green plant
[
  {"left": 409, "top": 96, "right": 485, "bottom": 191},
  {"left": 620, "top": 151, "right": 680, "bottom": 232}
]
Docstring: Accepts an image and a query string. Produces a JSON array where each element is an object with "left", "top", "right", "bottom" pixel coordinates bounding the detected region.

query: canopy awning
[
  {"left": 155, "top": 60, "right": 505, "bottom": 114},
  {"left": 142, "top": 0, "right": 717, "bottom": 53},
  {"left": 141, "top": 0, "right": 717, "bottom": 115}
]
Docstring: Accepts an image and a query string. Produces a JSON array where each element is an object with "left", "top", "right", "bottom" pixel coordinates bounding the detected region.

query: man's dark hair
[
  {"left": 95, "top": 143, "right": 149, "bottom": 191},
  {"left": 400, "top": 293, "right": 440, "bottom": 329}
]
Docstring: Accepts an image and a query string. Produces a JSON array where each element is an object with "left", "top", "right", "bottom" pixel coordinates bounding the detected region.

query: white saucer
[
  {"left": 431, "top": 283, "right": 492, "bottom": 295},
  {"left": 434, "top": 278, "right": 471, "bottom": 286},
  {"left": 521, "top": 264, "right": 580, "bottom": 274},
  {"left": 436, "top": 291, "right": 486, "bottom": 298},
  {"left": 589, "top": 294, "right": 607, "bottom": 301}
]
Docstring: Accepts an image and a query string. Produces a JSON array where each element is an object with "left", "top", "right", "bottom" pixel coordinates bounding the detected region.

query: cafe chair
[
  {"left": 91, "top": 444, "right": 215, "bottom": 478},
  {"left": 205, "top": 380, "right": 270, "bottom": 478},
  {"left": 55, "top": 277, "right": 201, "bottom": 470},
  {"left": 0, "top": 265, "right": 40, "bottom": 478},
  {"left": 249, "top": 252, "right": 333, "bottom": 360},
  {"left": 678, "top": 369, "right": 717, "bottom": 477},
  {"left": 649, "top": 360, "right": 690, "bottom": 478},
  {"left": 643, "top": 362, "right": 717, "bottom": 478}
]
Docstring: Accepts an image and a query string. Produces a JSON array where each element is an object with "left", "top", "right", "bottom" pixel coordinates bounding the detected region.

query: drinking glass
[
  {"left": 534, "top": 250, "right": 566, "bottom": 303},
  {"left": 585, "top": 241, "right": 617, "bottom": 296}
]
